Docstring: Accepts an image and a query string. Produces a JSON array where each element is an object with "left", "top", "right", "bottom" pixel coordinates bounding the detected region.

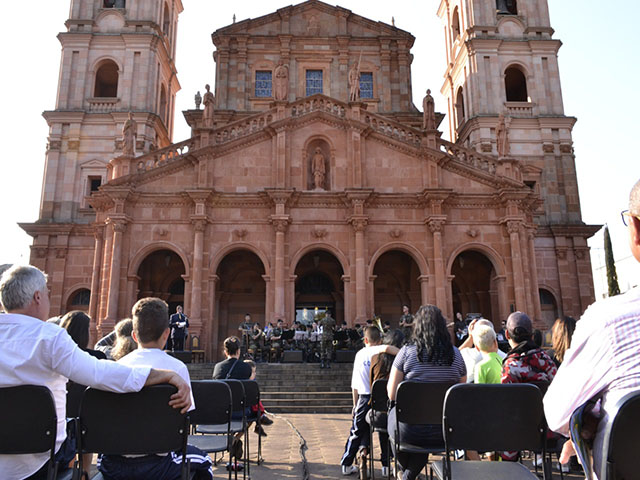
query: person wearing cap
[
  {"left": 544, "top": 179, "right": 640, "bottom": 473},
  {"left": 500, "top": 311, "right": 557, "bottom": 384}
]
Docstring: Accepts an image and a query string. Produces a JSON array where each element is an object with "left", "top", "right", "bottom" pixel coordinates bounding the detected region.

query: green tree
[{"left": 604, "top": 225, "right": 620, "bottom": 297}]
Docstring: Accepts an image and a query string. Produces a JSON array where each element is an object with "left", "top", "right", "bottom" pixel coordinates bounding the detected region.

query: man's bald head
[{"left": 630, "top": 179, "right": 640, "bottom": 216}]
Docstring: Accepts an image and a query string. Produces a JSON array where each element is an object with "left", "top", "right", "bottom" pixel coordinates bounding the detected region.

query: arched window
[
  {"left": 505, "top": 66, "right": 528, "bottom": 101},
  {"left": 94, "top": 60, "right": 119, "bottom": 98},
  {"left": 66, "top": 288, "right": 91, "bottom": 312},
  {"left": 452, "top": 7, "right": 461, "bottom": 39},
  {"left": 163, "top": 3, "right": 171, "bottom": 37},
  {"left": 159, "top": 85, "right": 167, "bottom": 124},
  {"left": 455, "top": 87, "right": 465, "bottom": 128},
  {"left": 496, "top": 0, "right": 517, "bottom": 15}
]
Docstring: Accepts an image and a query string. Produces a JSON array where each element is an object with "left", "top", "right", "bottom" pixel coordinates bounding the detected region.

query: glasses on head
[{"left": 621, "top": 210, "right": 639, "bottom": 227}]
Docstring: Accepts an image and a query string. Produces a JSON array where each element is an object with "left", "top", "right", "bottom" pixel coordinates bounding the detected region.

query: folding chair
[
  {"left": 0, "top": 385, "right": 72, "bottom": 480},
  {"left": 594, "top": 389, "right": 640, "bottom": 480},
  {"left": 188, "top": 380, "right": 233, "bottom": 480},
  {"left": 367, "top": 378, "right": 389, "bottom": 480},
  {"left": 530, "top": 381, "right": 566, "bottom": 480},
  {"left": 392, "top": 381, "right": 453, "bottom": 479},
  {"left": 431, "top": 383, "right": 549, "bottom": 480},
  {"left": 242, "top": 380, "right": 264, "bottom": 466},
  {"left": 196, "top": 379, "right": 247, "bottom": 478},
  {"left": 75, "top": 384, "right": 191, "bottom": 480}
]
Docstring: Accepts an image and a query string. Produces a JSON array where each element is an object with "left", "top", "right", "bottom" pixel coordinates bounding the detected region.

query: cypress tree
[{"left": 604, "top": 225, "right": 620, "bottom": 297}]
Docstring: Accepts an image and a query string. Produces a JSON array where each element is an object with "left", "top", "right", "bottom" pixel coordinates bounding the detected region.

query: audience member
[
  {"left": 110, "top": 318, "right": 137, "bottom": 361},
  {"left": 472, "top": 324, "right": 502, "bottom": 385},
  {"left": 545, "top": 178, "right": 640, "bottom": 473},
  {"left": 0, "top": 265, "right": 191, "bottom": 479},
  {"left": 387, "top": 305, "right": 466, "bottom": 480},
  {"left": 98, "top": 297, "right": 213, "bottom": 480},
  {"left": 244, "top": 359, "right": 274, "bottom": 436},
  {"left": 368, "top": 328, "right": 405, "bottom": 477},
  {"left": 550, "top": 316, "right": 576, "bottom": 367},
  {"left": 458, "top": 318, "right": 506, "bottom": 382},
  {"left": 340, "top": 326, "right": 400, "bottom": 476},
  {"left": 60, "top": 310, "right": 106, "bottom": 359},
  {"left": 213, "top": 336, "right": 253, "bottom": 380}
]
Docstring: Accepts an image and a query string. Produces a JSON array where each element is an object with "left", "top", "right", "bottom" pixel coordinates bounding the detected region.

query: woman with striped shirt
[{"left": 387, "top": 305, "right": 466, "bottom": 480}]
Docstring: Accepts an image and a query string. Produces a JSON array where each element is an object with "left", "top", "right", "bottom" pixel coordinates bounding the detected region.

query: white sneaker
[
  {"left": 382, "top": 466, "right": 389, "bottom": 477},
  {"left": 342, "top": 464, "right": 358, "bottom": 475}
]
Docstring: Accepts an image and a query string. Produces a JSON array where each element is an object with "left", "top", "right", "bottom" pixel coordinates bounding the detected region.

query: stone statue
[
  {"left": 194, "top": 91, "right": 202, "bottom": 110},
  {"left": 496, "top": 113, "right": 510, "bottom": 158},
  {"left": 348, "top": 61, "right": 360, "bottom": 102},
  {"left": 202, "top": 84, "right": 215, "bottom": 128},
  {"left": 311, "top": 148, "right": 326, "bottom": 190},
  {"left": 496, "top": 0, "right": 511, "bottom": 14},
  {"left": 422, "top": 89, "right": 436, "bottom": 130},
  {"left": 274, "top": 60, "right": 289, "bottom": 101},
  {"left": 122, "top": 112, "right": 137, "bottom": 156}
]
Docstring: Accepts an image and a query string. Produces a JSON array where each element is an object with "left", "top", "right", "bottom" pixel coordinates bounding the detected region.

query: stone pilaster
[
  {"left": 505, "top": 220, "right": 527, "bottom": 312},
  {"left": 106, "top": 218, "right": 127, "bottom": 324}
]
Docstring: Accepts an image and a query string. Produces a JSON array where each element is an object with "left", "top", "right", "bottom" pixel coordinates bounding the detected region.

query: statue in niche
[
  {"left": 422, "top": 89, "right": 436, "bottom": 130},
  {"left": 194, "top": 91, "right": 202, "bottom": 110},
  {"left": 274, "top": 60, "right": 289, "bottom": 101},
  {"left": 311, "top": 147, "right": 326, "bottom": 190},
  {"left": 202, "top": 84, "right": 215, "bottom": 128},
  {"left": 496, "top": 113, "right": 510, "bottom": 158},
  {"left": 122, "top": 112, "right": 137, "bottom": 156},
  {"left": 348, "top": 61, "right": 360, "bottom": 102},
  {"left": 307, "top": 14, "right": 320, "bottom": 36}
]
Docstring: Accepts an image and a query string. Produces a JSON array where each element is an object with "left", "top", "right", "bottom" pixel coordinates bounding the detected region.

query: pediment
[
  {"left": 214, "top": 0, "right": 410, "bottom": 39},
  {"left": 79, "top": 158, "right": 108, "bottom": 169}
]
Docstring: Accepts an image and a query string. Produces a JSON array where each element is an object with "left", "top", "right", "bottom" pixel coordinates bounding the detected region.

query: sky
[{"left": 0, "top": 1, "right": 638, "bottom": 296}]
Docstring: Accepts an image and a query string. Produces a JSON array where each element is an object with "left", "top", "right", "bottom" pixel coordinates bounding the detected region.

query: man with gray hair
[
  {"left": 545, "top": 179, "right": 640, "bottom": 472},
  {"left": 0, "top": 265, "right": 192, "bottom": 479}
]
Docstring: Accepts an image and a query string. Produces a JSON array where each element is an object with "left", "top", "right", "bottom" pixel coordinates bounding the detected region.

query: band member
[
  {"left": 247, "top": 322, "right": 264, "bottom": 362},
  {"left": 399, "top": 305, "right": 414, "bottom": 342},
  {"left": 269, "top": 319, "right": 284, "bottom": 362},
  {"left": 238, "top": 313, "right": 253, "bottom": 355},
  {"left": 319, "top": 312, "right": 336, "bottom": 369},
  {"left": 169, "top": 305, "right": 189, "bottom": 351}
]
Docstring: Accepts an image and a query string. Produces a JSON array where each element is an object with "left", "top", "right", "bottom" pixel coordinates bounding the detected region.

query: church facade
[{"left": 23, "top": 0, "right": 598, "bottom": 360}]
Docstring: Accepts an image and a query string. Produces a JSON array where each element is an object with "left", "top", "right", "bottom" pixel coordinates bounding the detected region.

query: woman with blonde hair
[{"left": 551, "top": 316, "right": 576, "bottom": 367}]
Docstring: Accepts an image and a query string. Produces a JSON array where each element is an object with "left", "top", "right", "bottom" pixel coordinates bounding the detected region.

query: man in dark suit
[{"left": 169, "top": 305, "right": 189, "bottom": 351}]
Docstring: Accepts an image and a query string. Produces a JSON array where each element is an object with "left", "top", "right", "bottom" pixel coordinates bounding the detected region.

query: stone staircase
[{"left": 187, "top": 362, "right": 353, "bottom": 414}]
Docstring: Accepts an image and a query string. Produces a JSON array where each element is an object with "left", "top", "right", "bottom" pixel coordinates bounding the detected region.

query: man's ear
[
  {"left": 132, "top": 330, "right": 139, "bottom": 343},
  {"left": 505, "top": 329, "right": 511, "bottom": 340}
]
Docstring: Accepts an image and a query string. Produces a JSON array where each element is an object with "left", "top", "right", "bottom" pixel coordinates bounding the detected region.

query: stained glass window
[
  {"left": 306, "top": 70, "right": 323, "bottom": 96},
  {"left": 255, "top": 71, "right": 272, "bottom": 98},
  {"left": 360, "top": 72, "right": 373, "bottom": 99}
]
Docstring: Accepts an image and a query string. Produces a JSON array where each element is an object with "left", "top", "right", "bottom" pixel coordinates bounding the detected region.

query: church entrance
[
  {"left": 451, "top": 250, "right": 499, "bottom": 324},
  {"left": 215, "top": 250, "right": 266, "bottom": 359},
  {"left": 136, "top": 249, "right": 186, "bottom": 313},
  {"left": 294, "top": 250, "right": 344, "bottom": 325},
  {"left": 372, "top": 250, "right": 421, "bottom": 326}
]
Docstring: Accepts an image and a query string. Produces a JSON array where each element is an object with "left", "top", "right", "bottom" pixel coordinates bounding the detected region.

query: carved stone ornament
[
  {"left": 192, "top": 219, "right": 207, "bottom": 232},
  {"left": 67, "top": 140, "right": 80, "bottom": 151},
  {"left": 388, "top": 228, "right": 402, "bottom": 239},
  {"left": 34, "top": 247, "right": 48, "bottom": 258},
  {"left": 543, "top": 143, "right": 555, "bottom": 153},
  {"left": 428, "top": 219, "right": 444, "bottom": 233},
  {"left": 312, "top": 228, "right": 328, "bottom": 239},
  {"left": 481, "top": 142, "right": 493, "bottom": 153},
  {"left": 574, "top": 249, "right": 586, "bottom": 260},
  {"left": 153, "top": 226, "right": 168, "bottom": 238},
  {"left": 55, "top": 248, "right": 67, "bottom": 259},
  {"left": 111, "top": 220, "right": 127, "bottom": 233},
  {"left": 556, "top": 248, "right": 567, "bottom": 260},
  {"left": 466, "top": 228, "right": 478, "bottom": 238},
  {"left": 273, "top": 219, "right": 290, "bottom": 233},
  {"left": 350, "top": 217, "right": 368, "bottom": 232},
  {"left": 506, "top": 220, "right": 521, "bottom": 235},
  {"left": 93, "top": 228, "right": 104, "bottom": 241},
  {"left": 47, "top": 140, "right": 61, "bottom": 151},
  {"left": 233, "top": 229, "right": 248, "bottom": 239},
  {"left": 560, "top": 144, "right": 573, "bottom": 154}
]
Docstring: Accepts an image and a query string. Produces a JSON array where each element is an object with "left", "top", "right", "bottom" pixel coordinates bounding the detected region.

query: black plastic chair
[
  {"left": 392, "top": 381, "right": 453, "bottom": 479},
  {"left": 75, "top": 384, "right": 191, "bottom": 480},
  {"left": 594, "top": 389, "right": 640, "bottom": 480},
  {"left": 367, "top": 378, "right": 389, "bottom": 480},
  {"left": 188, "top": 380, "right": 233, "bottom": 480},
  {"left": 431, "top": 383, "right": 549, "bottom": 480},
  {"left": 196, "top": 379, "right": 247, "bottom": 477},
  {"left": 0, "top": 384, "right": 73, "bottom": 480},
  {"left": 65, "top": 381, "right": 87, "bottom": 419},
  {"left": 242, "top": 380, "right": 264, "bottom": 466},
  {"left": 530, "top": 381, "right": 566, "bottom": 480}
]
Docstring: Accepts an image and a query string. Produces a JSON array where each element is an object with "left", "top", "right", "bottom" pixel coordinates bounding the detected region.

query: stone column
[
  {"left": 106, "top": 219, "right": 127, "bottom": 324},
  {"left": 189, "top": 219, "right": 206, "bottom": 337},
  {"left": 519, "top": 226, "right": 534, "bottom": 315},
  {"left": 506, "top": 220, "right": 527, "bottom": 312},
  {"left": 88, "top": 225, "right": 104, "bottom": 340},
  {"left": 351, "top": 218, "right": 368, "bottom": 322},
  {"left": 418, "top": 275, "right": 430, "bottom": 306},
  {"left": 208, "top": 274, "right": 219, "bottom": 361},
  {"left": 342, "top": 275, "right": 351, "bottom": 325},
  {"left": 428, "top": 218, "right": 447, "bottom": 311},
  {"left": 527, "top": 228, "right": 542, "bottom": 321},
  {"left": 272, "top": 219, "right": 289, "bottom": 320}
]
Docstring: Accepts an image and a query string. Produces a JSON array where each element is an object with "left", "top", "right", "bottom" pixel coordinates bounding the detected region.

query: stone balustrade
[
  {"left": 87, "top": 97, "right": 119, "bottom": 113},
  {"left": 363, "top": 112, "right": 422, "bottom": 147},
  {"left": 135, "top": 138, "right": 196, "bottom": 172},
  {"left": 291, "top": 96, "right": 347, "bottom": 119},
  {"left": 504, "top": 101, "right": 534, "bottom": 117},
  {"left": 213, "top": 110, "right": 276, "bottom": 145},
  {"left": 439, "top": 139, "right": 498, "bottom": 175}
]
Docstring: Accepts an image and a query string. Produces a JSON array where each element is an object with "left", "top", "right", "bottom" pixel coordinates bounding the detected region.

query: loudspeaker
[
  {"left": 282, "top": 350, "right": 303, "bottom": 363},
  {"left": 166, "top": 350, "right": 193, "bottom": 364},
  {"left": 335, "top": 350, "right": 356, "bottom": 363}
]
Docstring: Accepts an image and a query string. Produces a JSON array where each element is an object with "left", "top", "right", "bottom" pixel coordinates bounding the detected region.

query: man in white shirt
[
  {"left": 340, "top": 326, "right": 399, "bottom": 476},
  {"left": 0, "top": 265, "right": 191, "bottom": 480},
  {"left": 98, "top": 297, "right": 213, "bottom": 479},
  {"left": 544, "top": 178, "right": 640, "bottom": 474}
]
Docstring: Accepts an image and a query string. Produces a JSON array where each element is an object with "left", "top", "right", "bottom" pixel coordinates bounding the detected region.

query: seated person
[
  {"left": 458, "top": 318, "right": 506, "bottom": 383},
  {"left": 110, "top": 318, "right": 137, "bottom": 361},
  {"left": 213, "top": 336, "right": 253, "bottom": 380},
  {"left": 60, "top": 310, "right": 107, "bottom": 360},
  {"left": 244, "top": 359, "right": 274, "bottom": 436},
  {"left": 98, "top": 297, "right": 213, "bottom": 480},
  {"left": 473, "top": 325, "right": 502, "bottom": 385}
]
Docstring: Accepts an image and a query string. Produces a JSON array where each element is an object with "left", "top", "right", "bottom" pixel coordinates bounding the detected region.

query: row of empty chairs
[{"left": 0, "top": 379, "right": 264, "bottom": 480}]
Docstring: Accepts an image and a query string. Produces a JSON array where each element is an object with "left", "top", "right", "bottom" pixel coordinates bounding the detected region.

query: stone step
[
  {"left": 265, "top": 405, "right": 352, "bottom": 414},
  {"left": 261, "top": 391, "right": 352, "bottom": 400}
]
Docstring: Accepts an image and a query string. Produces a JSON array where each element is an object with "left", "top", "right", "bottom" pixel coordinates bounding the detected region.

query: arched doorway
[
  {"left": 136, "top": 249, "right": 186, "bottom": 314},
  {"left": 372, "top": 250, "right": 421, "bottom": 326},
  {"left": 215, "top": 250, "right": 266, "bottom": 357},
  {"left": 451, "top": 250, "right": 499, "bottom": 324},
  {"left": 294, "top": 250, "right": 344, "bottom": 326},
  {"left": 539, "top": 288, "right": 559, "bottom": 328}
]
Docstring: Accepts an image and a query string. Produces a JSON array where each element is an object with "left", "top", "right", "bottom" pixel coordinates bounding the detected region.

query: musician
[
  {"left": 247, "top": 322, "right": 264, "bottom": 362},
  {"left": 399, "top": 305, "right": 414, "bottom": 342},
  {"left": 237, "top": 313, "right": 253, "bottom": 355},
  {"left": 319, "top": 312, "right": 336, "bottom": 369},
  {"left": 269, "top": 319, "right": 284, "bottom": 362}
]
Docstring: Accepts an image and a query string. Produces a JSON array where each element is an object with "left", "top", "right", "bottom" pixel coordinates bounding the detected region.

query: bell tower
[
  {"left": 437, "top": 0, "right": 599, "bottom": 320},
  {"left": 39, "top": 0, "right": 183, "bottom": 222}
]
